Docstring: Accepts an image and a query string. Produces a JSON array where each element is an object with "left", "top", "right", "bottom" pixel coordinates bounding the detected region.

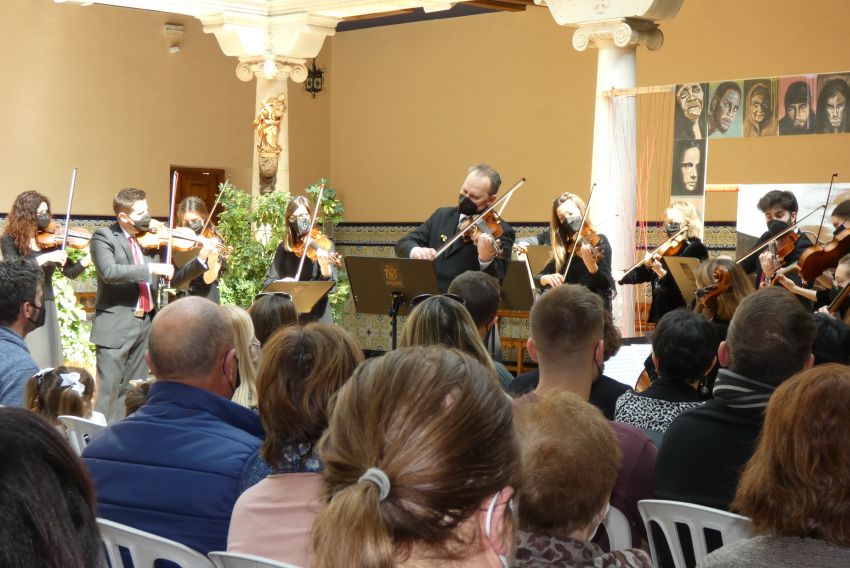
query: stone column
[{"left": 572, "top": 19, "right": 663, "bottom": 335}]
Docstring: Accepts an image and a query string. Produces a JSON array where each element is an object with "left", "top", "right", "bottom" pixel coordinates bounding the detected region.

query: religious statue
[{"left": 254, "top": 94, "right": 287, "bottom": 155}]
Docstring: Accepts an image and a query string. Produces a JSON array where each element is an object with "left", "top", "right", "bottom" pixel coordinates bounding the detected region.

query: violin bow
[
  {"left": 164, "top": 172, "right": 179, "bottom": 281},
  {"left": 562, "top": 183, "right": 596, "bottom": 279},
  {"left": 814, "top": 173, "right": 839, "bottom": 246},
  {"left": 60, "top": 167, "right": 78, "bottom": 252},
  {"left": 735, "top": 205, "right": 826, "bottom": 266},
  {"left": 294, "top": 183, "right": 325, "bottom": 281},
  {"left": 200, "top": 177, "right": 229, "bottom": 237},
  {"left": 433, "top": 178, "right": 526, "bottom": 260}
]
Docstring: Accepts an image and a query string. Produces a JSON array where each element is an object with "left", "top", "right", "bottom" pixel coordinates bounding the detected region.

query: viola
[
  {"left": 797, "top": 227, "right": 850, "bottom": 284},
  {"left": 292, "top": 228, "right": 343, "bottom": 266},
  {"left": 460, "top": 210, "right": 505, "bottom": 256},
  {"left": 695, "top": 265, "right": 731, "bottom": 311},
  {"left": 36, "top": 221, "right": 92, "bottom": 250}
]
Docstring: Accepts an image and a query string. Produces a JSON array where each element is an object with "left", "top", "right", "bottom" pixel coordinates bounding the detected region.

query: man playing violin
[
  {"left": 91, "top": 187, "right": 211, "bottom": 422},
  {"left": 395, "top": 164, "right": 515, "bottom": 293},
  {"left": 264, "top": 195, "right": 336, "bottom": 322},
  {"left": 738, "top": 190, "right": 812, "bottom": 301}
]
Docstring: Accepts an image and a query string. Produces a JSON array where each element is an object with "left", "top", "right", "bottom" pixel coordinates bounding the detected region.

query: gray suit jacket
[{"left": 90, "top": 222, "right": 205, "bottom": 348}]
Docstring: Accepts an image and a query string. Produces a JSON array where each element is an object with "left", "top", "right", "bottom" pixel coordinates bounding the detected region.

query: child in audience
[
  {"left": 24, "top": 366, "right": 106, "bottom": 426},
  {"left": 124, "top": 378, "right": 153, "bottom": 417}
]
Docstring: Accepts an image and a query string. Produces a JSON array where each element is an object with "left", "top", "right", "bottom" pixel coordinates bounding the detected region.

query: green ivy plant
[
  {"left": 216, "top": 179, "right": 351, "bottom": 322},
  {"left": 54, "top": 248, "right": 96, "bottom": 366}
]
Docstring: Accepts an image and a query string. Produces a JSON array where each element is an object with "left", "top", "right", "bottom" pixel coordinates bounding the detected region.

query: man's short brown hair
[
  {"left": 530, "top": 285, "right": 603, "bottom": 364},
  {"left": 514, "top": 391, "right": 620, "bottom": 535},
  {"left": 113, "top": 188, "right": 146, "bottom": 215}
]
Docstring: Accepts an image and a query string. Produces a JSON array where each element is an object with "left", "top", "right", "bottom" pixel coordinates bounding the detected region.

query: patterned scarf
[
  {"left": 712, "top": 369, "right": 776, "bottom": 410},
  {"left": 274, "top": 438, "right": 323, "bottom": 474}
]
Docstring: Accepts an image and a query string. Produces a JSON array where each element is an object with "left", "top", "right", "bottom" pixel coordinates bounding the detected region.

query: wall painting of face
[
  {"left": 778, "top": 75, "right": 816, "bottom": 136},
  {"left": 671, "top": 139, "right": 707, "bottom": 197},
  {"left": 707, "top": 81, "right": 743, "bottom": 138},
  {"left": 742, "top": 78, "right": 778, "bottom": 137},
  {"left": 673, "top": 83, "right": 708, "bottom": 140},
  {"left": 815, "top": 73, "right": 850, "bottom": 134}
]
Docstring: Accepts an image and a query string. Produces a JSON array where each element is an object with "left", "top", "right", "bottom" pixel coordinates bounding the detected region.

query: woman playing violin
[
  {"left": 619, "top": 200, "right": 708, "bottom": 323},
  {"left": 176, "top": 196, "right": 224, "bottom": 303},
  {"left": 777, "top": 253, "right": 850, "bottom": 321},
  {"left": 264, "top": 196, "right": 336, "bottom": 322},
  {"left": 537, "top": 192, "right": 614, "bottom": 310},
  {"left": 1, "top": 191, "right": 92, "bottom": 367}
]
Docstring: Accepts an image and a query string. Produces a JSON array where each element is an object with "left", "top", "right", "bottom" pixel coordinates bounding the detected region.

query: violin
[
  {"left": 623, "top": 225, "right": 689, "bottom": 276},
  {"left": 460, "top": 211, "right": 505, "bottom": 256},
  {"left": 36, "top": 221, "right": 92, "bottom": 250},
  {"left": 292, "top": 228, "right": 343, "bottom": 266},
  {"left": 566, "top": 226, "right": 604, "bottom": 260},
  {"left": 797, "top": 227, "right": 850, "bottom": 284},
  {"left": 762, "top": 232, "right": 801, "bottom": 287},
  {"left": 695, "top": 265, "right": 731, "bottom": 311},
  {"left": 135, "top": 220, "right": 206, "bottom": 252}
]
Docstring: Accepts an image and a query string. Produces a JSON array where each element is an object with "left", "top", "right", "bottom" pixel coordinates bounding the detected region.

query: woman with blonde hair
[
  {"left": 228, "top": 323, "right": 363, "bottom": 566},
  {"left": 537, "top": 192, "right": 614, "bottom": 310},
  {"left": 312, "top": 346, "right": 519, "bottom": 568},
  {"left": 619, "top": 200, "right": 709, "bottom": 322},
  {"left": 399, "top": 294, "right": 499, "bottom": 380},
  {"left": 702, "top": 364, "right": 850, "bottom": 567},
  {"left": 220, "top": 305, "right": 260, "bottom": 409}
]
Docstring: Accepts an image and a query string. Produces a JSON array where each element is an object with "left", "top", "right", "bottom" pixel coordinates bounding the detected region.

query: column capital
[
  {"left": 236, "top": 57, "right": 309, "bottom": 82},
  {"left": 572, "top": 18, "right": 663, "bottom": 51}
]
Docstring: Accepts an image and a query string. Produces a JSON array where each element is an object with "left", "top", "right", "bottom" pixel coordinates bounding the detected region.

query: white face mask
[{"left": 485, "top": 492, "right": 511, "bottom": 568}]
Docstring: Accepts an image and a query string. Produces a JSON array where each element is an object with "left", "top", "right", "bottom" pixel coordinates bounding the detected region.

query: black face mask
[
  {"left": 458, "top": 195, "right": 478, "bottom": 216},
  {"left": 560, "top": 215, "right": 583, "bottom": 236},
  {"left": 131, "top": 213, "right": 152, "bottom": 232},
  {"left": 186, "top": 220, "right": 204, "bottom": 234},
  {"left": 664, "top": 222, "right": 681, "bottom": 237},
  {"left": 25, "top": 300, "right": 46, "bottom": 334},
  {"left": 36, "top": 213, "right": 51, "bottom": 230},
  {"left": 767, "top": 219, "right": 789, "bottom": 236},
  {"left": 835, "top": 223, "right": 847, "bottom": 237}
]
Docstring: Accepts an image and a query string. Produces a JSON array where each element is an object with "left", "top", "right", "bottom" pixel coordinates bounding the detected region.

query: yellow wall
[{"left": 329, "top": 0, "right": 850, "bottom": 222}]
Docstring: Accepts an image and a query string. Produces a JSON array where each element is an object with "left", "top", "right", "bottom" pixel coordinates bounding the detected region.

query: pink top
[{"left": 228, "top": 472, "right": 323, "bottom": 567}]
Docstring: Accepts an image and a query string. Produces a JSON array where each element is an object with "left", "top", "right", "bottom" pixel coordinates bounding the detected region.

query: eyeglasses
[
  {"left": 409, "top": 293, "right": 465, "bottom": 309},
  {"left": 254, "top": 291, "right": 293, "bottom": 303}
]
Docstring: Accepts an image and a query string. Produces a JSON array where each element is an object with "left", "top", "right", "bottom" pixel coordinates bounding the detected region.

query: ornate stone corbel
[
  {"left": 572, "top": 18, "right": 663, "bottom": 52},
  {"left": 236, "top": 58, "right": 309, "bottom": 82}
]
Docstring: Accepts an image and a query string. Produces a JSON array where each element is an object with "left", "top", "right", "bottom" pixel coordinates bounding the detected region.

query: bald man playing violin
[
  {"left": 90, "top": 187, "right": 212, "bottom": 422},
  {"left": 395, "top": 164, "right": 516, "bottom": 293}
]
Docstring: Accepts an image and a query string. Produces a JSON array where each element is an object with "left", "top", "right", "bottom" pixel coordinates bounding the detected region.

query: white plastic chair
[
  {"left": 208, "top": 551, "right": 302, "bottom": 568},
  {"left": 97, "top": 518, "right": 214, "bottom": 567},
  {"left": 601, "top": 505, "right": 632, "bottom": 550},
  {"left": 58, "top": 414, "right": 105, "bottom": 455},
  {"left": 638, "top": 499, "right": 755, "bottom": 568}
]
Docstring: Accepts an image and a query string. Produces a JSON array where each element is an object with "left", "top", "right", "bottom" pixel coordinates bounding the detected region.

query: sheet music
[{"left": 604, "top": 343, "right": 653, "bottom": 387}]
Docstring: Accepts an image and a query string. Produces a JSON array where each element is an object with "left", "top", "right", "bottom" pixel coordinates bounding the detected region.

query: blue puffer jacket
[{"left": 83, "top": 380, "right": 266, "bottom": 555}]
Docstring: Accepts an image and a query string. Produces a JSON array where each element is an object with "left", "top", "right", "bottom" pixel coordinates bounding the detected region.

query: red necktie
[{"left": 128, "top": 236, "right": 153, "bottom": 313}]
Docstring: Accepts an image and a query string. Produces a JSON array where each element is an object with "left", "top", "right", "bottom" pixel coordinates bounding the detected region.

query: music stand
[
  {"left": 523, "top": 245, "right": 552, "bottom": 276},
  {"left": 261, "top": 280, "right": 335, "bottom": 315},
  {"left": 664, "top": 256, "right": 701, "bottom": 303},
  {"left": 500, "top": 259, "right": 536, "bottom": 311},
  {"left": 344, "top": 256, "right": 440, "bottom": 349}
]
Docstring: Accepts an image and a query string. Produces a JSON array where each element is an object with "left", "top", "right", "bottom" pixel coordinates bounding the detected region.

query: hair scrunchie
[{"left": 358, "top": 467, "right": 391, "bottom": 501}]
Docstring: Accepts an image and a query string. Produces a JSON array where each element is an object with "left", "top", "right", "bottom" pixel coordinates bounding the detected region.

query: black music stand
[
  {"left": 261, "top": 280, "right": 335, "bottom": 315},
  {"left": 345, "top": 256, "right": 440, "bottom": 349},
  {"left": 500, "top": 259, "right": 536, "bottom": 311}
]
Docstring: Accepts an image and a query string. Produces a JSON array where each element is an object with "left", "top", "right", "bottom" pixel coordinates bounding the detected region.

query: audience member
[
  {"left": 248, "top": 291, "right": 298, "bottom": 346},
  {"left": 514, "top": 391, "right": 651, "bottom": 567},
  {"left": 615, "top": 310, "right": 712, "bottom": 434},
  {"left": 701, "top": 364, "right": 850, "bottom": 567},
  {"left": 399, "top": 294, "right": 501, "bottom": 385},
  {"left": 83, "top": 296, "right": 267, "bottom": 555},
  {"left": 811, "top": 313, "right": 850, "bottom": 365},
  {"left": 221, "top": 305, "right": 261, "bottom": 409},
  {"left": 312, "top": 347, "right": 519, "bottom": 567},
  {"left": 0, "top": 258, "right": 42, "bottom": 406},
  {"left": 656, "top": 287, "right": 815, "bottom": 511},
  {"left": 520, "top": 284, "right": 657, "bottom": 545},
  {"left": 229, "top": 323, "right": 364, "bottom": 567},
  {"left": 509, "top": 309, "right": 631, "bottom": 420},
  {"left": 123, "top": 378, "right": 153, "bottom": 416},
  {"left": 0, "top": 407, "right": 102, "bottom": 568},
  {"left": 448, "top": 270, "right": 514, "bottom": 386},
  {"left": 25, "top": 365, "right": 106, "bottom": 426}
]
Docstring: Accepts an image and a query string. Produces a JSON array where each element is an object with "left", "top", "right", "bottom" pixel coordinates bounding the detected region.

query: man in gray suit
[{"left": 91, "top": 187, "right": 209, "bottom": 422}]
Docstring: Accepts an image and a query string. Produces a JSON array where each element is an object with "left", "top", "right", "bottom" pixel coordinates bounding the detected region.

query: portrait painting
[
  {"left": 673, "top": 83, "right": 708, "bottom": 140},
  {"left": 778, "top": 75, "right": 816, "bottom": 136},
  {"left": 671, "top": 139, "right": 707, "bottom": 196},
  {"left": 815, "top": 73, "right": 850, "bottom": 134},
  {"left": 707, "top": 81, "right": 743, "bottom": 138},
  {"left": 742, "top": 78, "right": 778, "bottom": 137}
]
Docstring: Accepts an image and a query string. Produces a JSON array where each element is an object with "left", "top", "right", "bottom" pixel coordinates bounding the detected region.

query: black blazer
[
  {"left": 89, "top": 222, "right": 205, "bottom": 348},
  {"left": 395, "top": 207, "right": 516, "bottom": 293}
]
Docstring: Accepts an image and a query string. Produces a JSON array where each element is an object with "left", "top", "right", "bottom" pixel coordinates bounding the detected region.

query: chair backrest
[
  {"left": 97, "top": 518, "right": 214, "bottom": 568},
  {"left": 208, "top": 551, "right": 302, "bottom": 568},
  {"left": 601, "top": 504, "right": 632, "bottom": 551},
  {"left": 638, "top": 499, "right": 755, "bottom": 568},
  {"left": 58, "top": 415, "right": 105, "bottom": 455}
]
